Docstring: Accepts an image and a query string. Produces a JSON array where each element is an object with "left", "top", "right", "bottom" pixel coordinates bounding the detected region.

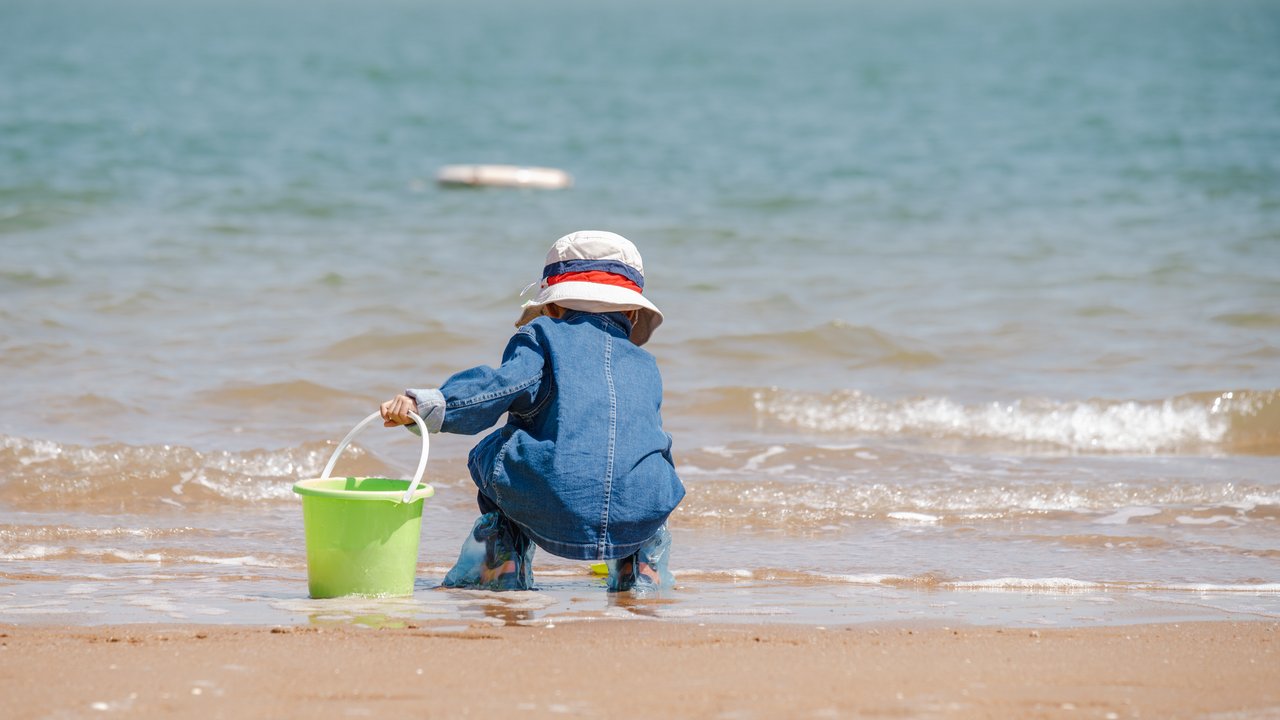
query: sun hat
[{"left": 516, "top": 231, "right": 664, "bottom": 345}]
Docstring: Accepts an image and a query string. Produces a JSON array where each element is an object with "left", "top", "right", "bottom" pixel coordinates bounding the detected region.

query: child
[{"left": 380, "top": 230, "right": 685, "bottom": 593}]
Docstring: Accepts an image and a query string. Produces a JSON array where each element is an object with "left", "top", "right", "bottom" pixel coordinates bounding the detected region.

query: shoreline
[{"left": 4, "top": 620, "right": 1277, "bottom": 719}]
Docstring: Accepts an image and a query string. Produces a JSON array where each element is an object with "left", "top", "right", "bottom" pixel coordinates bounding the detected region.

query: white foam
[
  {"left": 1175, "top": 515, "right": 1241, "bottom": 526},
  {"left": 81, "top": 572, "right": 181, "bottom": 581},
  {"left": 887, "top": 512, "right": 940, "bottom": 524},
  {"left": 651, "top": 605, "right": 794, "bottom": 618},
  {"left": 703, "top": 568, "right": 756, "bottom": 579},
  {"left": 812, "top": 443, "right": 869, "bottom": 452},
  {"left": 688, "top": 470, "right": 1278, "bottom": 520},
  {"left": 489, "top": 593, "right": 558, "bottom": 611},
  {"left": 816, "top": 573, "right": 908, "bottom": 586},
  {"left": 671, "top": 465, "right": 713, "bottom": 476},
  {"left": 0, "top": 544, "right": 55, "bottom": 560},
  {"left": 125, "top": 594, "right": 184, "bottom": 614},
  {"left": 1095, "top": 506, "right": 1162, "bottom": 525},
  {"left": 1, "top": 435, "right": 336, "bottom": 506},
  {"left": 81, "top": 548, "right": 164, "bottom": 562},
  {"left": 754, "top": 389, "right": 1234, "bottom": 453},
  {"left": 946, "top": 577, "right": 1105, "bottom": 591},
  {"left": 1160, "top": 583, "right": 1280, "bottom": 594},
  {"left": 0, "top": 602, "right": 97, "bottom": 616},
  {"left": 183, "top": 554, "right": 282, "bottom": 568},
  {"left": 190, "top": 606, "right": 230, "bottom": 616},
  {"left": 742, "top": 445, "right": 787, "bottom": 471},
  {"left": 172, "top": 469, "right": 296, "bottom": 502},
  {"left": 4, "top": 436, "right": 64, "bottom": 464},
  {"left": 702, "top": 445, "right": 735, "bottom": 458}
]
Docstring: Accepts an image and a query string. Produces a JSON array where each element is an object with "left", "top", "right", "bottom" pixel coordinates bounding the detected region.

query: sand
[{"left": 2, "top": 620, "right": 1278, "bottom": 719}]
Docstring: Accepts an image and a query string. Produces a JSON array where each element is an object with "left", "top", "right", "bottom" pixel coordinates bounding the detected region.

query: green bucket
[{"left": 293, "top": 412, "right": 434, "bottom": 599}]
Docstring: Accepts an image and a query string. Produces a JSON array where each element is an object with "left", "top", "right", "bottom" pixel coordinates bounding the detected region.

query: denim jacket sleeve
[{"left": 406, "top": 327, "right": 545, "bottom": 436}]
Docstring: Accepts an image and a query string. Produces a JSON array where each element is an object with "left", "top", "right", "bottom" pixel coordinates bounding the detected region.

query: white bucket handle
[{"left": 320, "top": 411, "right": 430, "bottom": 503}]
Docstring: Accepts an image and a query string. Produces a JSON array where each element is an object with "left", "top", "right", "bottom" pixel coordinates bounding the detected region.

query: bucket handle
[{"left": 320, "top": 411, "right": 430, "bottom": 503}]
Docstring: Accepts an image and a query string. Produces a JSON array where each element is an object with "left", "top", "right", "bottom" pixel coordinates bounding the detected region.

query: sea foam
[{"left": 751, "top": 388, "right": 1278, "bottom": 454}]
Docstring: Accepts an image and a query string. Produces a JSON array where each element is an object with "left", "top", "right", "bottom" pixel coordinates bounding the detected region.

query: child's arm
[{"left": 385, "top": 327, "right": 547, "bottom": 436}]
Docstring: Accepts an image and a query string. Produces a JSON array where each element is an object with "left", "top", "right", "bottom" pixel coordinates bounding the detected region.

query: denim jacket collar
[{"left": 562, "top": 310, "right": 633, "bottom": 339}]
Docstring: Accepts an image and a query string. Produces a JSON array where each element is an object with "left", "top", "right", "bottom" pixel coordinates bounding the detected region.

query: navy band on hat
[{"left": 542, "top": 259, "right": 645, "bottom": 289}]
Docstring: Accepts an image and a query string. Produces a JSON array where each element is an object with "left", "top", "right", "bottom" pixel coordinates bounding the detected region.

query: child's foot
[
  {"left": 635, "top": 561, "right": 661, "bottom": 586},
  {"left": 441, "top": 512, "right": 535, "bottom": 591},
  {"left": 606, "top": 525, "right": 673, "bottom": 595},
  {"left": 478, "top": 558, "right": 526, "bottom": 591},
  {"left": 607, "top": 557, "right": 662, "bottom": 594},
  {"left": 444, "top": 555, "right": 532, "bottom": 591},
  {"left": 481, "top": 559, "right": 517, "bottom": 584}
]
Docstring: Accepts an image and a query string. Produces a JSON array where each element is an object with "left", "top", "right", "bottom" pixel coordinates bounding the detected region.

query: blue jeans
[{"left": 442, "top": 494, "right": 674, "bottom": 593}]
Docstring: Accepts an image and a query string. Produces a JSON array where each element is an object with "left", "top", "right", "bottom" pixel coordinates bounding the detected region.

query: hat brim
[{"left": 516, "top": 281, "right": 663, "bottom": 345}]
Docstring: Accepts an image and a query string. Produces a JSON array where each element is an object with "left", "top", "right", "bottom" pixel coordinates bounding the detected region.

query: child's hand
[{"left": 380, "top": 394, "right": 417, "bottom": 427}]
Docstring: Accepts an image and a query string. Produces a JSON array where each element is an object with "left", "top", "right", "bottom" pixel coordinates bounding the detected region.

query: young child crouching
[{"left": 380, "top": 230, "right": 685, "bottom": 593}]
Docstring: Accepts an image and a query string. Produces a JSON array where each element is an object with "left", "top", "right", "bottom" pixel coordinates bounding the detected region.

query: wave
[
  {"left": 0, "top": 545, "right": 296, "bottom": 569},
  {"left": 670, "top": 569, "right": 1280, "bottom": 595},
  {"left": 0, "top": 435, "right": 396, "bottom": 511},
  {"left": 744, "top": 387, "right": 1280, "bottom": 454},
  {"left": 5, "top": 424, "right": 1277, "bottom": 517},
  {"left": 677, "top": 473, "right": 1280, "bottom": 527},
  {"left": 0, "top": 525, "right": 207, "bottom": 543}
]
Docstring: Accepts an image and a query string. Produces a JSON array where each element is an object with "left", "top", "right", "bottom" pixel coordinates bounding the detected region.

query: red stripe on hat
[{"left": 545, "top": 271, "right": 642, "bottom": 293}]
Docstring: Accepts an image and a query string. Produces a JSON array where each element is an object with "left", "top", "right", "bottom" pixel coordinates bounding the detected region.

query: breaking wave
[
  {"left": 0, "top": 435, "right": 395, "bottom": 511},
  {"left": 748, "top": 387, "right": 1280, "bottom": 454}
]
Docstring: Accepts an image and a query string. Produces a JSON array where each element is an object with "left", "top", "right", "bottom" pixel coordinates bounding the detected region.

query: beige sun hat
[{"left": 516, "top": 231, "right": 664, "bottom": 345}]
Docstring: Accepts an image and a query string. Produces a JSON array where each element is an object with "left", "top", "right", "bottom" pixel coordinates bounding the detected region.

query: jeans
[{"left": 442, "top": 494, "right": 674, "bottom": 593}]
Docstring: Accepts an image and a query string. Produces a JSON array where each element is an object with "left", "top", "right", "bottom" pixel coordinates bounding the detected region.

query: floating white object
[{"left": 436, "top": 164, "right": 573, "bottom": 189}]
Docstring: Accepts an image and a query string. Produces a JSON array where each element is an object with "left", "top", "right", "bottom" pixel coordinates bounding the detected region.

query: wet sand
[{"left": 3, "top": 620, "right": 1277, "bottom": 719}]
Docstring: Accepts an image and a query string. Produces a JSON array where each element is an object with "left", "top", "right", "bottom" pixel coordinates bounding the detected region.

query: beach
[
  {"left": 5, "top": 621, "right": 1278, "bottom": 719},
  {"left": 3, "top": 0, "right": 1279, "bottom": 715}
]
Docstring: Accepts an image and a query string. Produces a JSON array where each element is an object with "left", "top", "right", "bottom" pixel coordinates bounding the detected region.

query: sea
[{"left": 2, "top": 0, "right": 1279, "bottom": 629}]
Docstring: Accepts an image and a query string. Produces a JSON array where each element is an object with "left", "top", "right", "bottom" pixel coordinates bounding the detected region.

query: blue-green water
[{"left": 2, "top": 0, "right": 1279, "bottom": 627}]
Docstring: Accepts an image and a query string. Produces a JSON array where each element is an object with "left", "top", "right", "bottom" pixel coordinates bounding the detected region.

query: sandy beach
[
  {"left": 3, "top": 620, "right": 1277, "bottom": 719},
  {"left": 3, "top": 3, "right": 1279, "bottom": 720}
]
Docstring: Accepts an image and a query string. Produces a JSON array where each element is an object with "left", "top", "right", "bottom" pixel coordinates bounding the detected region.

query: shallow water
[{"left": 2, "top": 0, "right": 1279, "bottom": 627}]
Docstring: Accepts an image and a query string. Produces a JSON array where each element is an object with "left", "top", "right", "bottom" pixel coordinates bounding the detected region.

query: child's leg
[
  {"left": 442, "top": 503, "right": 536, "bottom": 591},
  {"left": 606, "top": 525, "right": 673, "bottom": 594}
]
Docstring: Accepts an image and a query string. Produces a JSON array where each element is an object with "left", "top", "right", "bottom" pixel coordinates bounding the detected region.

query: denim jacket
[{"left": 408, "top": 311, "right": 685, "bottom": 561}]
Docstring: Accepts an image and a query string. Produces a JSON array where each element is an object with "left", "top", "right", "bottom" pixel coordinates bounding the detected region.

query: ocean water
[{"left": 2, "top": 0, "right": 1279, "bottom": 628}]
